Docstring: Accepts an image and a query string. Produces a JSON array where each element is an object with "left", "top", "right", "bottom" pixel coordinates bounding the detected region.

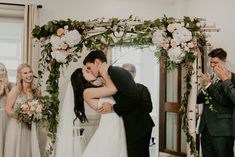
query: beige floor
[
  {"left": 150, "top": 144, "right": 180, "bottom": 157},
  {"left": 159, "top": 152, "right": 180, "bottom": 157}
]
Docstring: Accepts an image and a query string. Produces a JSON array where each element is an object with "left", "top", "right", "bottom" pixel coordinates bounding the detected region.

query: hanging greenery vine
[{"left": 32, "top": 15, "right": 207, "bottom": 156}]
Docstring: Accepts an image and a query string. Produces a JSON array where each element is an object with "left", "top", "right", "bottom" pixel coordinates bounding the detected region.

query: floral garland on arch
[{"left": 32, "top": 15, "right": 207, "bottom": 156}]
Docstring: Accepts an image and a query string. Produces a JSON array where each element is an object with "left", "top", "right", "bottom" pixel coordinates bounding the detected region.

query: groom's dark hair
[
  {"left": 83, "top": 50, "right": 107, "bottom": 64},
  {"left": 208, "top": 48, "right": 227, "bottom": 61}
]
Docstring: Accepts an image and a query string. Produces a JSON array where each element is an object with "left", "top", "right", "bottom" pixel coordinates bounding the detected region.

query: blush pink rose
[
  {"left": 170, "top": 39, "right": 177, "bottom": 48},
  {"left": 23, "top": 105, "right": 30, "bottom": 114},
  {"left": 57, "top": 28, "right": 65, "bottom": 37},
  {"left": 167, "top": 24, "right": 176, "bottom": 33}
]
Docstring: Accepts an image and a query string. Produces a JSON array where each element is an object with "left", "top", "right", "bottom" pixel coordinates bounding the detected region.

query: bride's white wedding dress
[
  {"left": 55, "top": 82, "right": 127, "bottom": 157},
  {"left": 82, "top": 97, "right": 127, "bottom": 157}
]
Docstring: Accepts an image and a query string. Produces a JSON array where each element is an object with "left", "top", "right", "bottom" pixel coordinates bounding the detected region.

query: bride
[{"left": 55, "top": 66, "right": 127, "bottom": 157}]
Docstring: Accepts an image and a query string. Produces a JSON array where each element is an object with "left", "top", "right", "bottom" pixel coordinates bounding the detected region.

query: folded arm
[{"left": 5, "top": 86, "right": 18, "bottom": 116}]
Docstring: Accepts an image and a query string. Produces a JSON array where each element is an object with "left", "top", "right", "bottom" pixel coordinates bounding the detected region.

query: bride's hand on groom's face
[
  {"left": 97, "top": 102, "right": 112, "bottom": 114},
  {"left": 98, "top": 63, "right": 109, "bottom": 78}
]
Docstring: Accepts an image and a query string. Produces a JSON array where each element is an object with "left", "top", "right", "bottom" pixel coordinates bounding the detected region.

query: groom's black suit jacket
[{"left": 108, "top": 66, "right": 155, "bottom": 144}]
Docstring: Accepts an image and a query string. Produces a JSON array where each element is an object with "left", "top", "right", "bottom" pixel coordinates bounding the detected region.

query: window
[
  {"left": 111, "top": 46, "right": 159, "bottom": 116},
  {"left": 0, "top": 5, "right": 24, "bottom": 82}
]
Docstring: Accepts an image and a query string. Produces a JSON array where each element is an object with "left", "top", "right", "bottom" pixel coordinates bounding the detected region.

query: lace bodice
[{"left": 12, "top": 95, "right": 28, "bottom": 111}]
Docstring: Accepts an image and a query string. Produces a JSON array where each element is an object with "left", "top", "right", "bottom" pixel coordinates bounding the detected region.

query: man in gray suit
[{"left": 197, "top": 48, "right": 234, "bottom": 157}]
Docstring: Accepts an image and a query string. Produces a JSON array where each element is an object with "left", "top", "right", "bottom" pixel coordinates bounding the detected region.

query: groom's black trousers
[{"left": 127, "top": 130, "right": 152, "bottom": 157}]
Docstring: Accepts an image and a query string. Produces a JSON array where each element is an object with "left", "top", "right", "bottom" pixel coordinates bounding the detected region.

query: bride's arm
[
  {"left": 83, "top": 73, "right": 117, "bottom": 99},
  {"left": 84, "top": 63, "right": 117, "bottom": 110},
  {"left": 83, "top": 74, "right": 117, "bottom": 110}
]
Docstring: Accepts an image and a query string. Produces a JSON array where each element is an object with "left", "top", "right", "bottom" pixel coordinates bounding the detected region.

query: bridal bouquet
[{"left": 14, "top": 99, "right": 44, "bottom": 127}]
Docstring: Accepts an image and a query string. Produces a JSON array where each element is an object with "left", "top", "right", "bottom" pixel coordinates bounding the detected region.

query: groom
[{"left": 83, "top": 50, "right": 155, "bottom": 157}]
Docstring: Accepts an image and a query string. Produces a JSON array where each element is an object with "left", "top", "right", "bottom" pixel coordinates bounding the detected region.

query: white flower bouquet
[
  {"left": 49, "top": 26, "right": 82, "bottom": 63},
  {"left": 152, "top": 19, "right": 198, "bottom": 64}
]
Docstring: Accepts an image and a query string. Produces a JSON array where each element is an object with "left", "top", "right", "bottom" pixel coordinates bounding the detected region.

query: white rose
[{"left": 64, "top": 25, "right": 69, "bottom": 30}]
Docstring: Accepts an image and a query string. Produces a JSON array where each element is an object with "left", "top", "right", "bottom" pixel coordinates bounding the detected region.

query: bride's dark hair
[{"left": 71, "top": 68, "right": 94, "bottom": 123}]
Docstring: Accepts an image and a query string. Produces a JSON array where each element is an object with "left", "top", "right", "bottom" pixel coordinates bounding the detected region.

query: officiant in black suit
[
  {"left": 83, "top": 50, "right": 155, "bottom": 157},
  {"left": 197, "top": 48, "right": 234, "bottom": 157},
  {"left": 122, "top": 63, "right": 155, "bottom": 146}
]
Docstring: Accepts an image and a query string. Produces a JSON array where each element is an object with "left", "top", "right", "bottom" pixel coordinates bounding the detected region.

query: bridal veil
[{"left": 55, "top": 82, "right": 83, "bottom": 157}]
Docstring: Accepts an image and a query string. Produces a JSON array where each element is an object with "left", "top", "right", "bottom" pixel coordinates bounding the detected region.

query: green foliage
[
  {"left": 204, "top": 92, "right": 217, "bottom": 112},
  {"left": 32, "top": 16, "right": 207, "bottom": 156}
]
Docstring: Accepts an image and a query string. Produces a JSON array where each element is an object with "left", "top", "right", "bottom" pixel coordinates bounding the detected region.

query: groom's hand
[
  {"left": 214, "top": 65, "right": 231, "bottom": 81},
  {"left": 97, "top": 102, "right": 112, "bottom": 114}
]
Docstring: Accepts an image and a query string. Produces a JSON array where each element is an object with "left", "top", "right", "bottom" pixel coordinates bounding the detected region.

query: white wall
[
  {"left": 178, "top": 0, "right": 235, "bottom": 64},
  {"left": 1, "top": 0, "right": 235, "bottom": 155},
  {"left": 2, "top": 0, "right": 235, "bottom": 65}
]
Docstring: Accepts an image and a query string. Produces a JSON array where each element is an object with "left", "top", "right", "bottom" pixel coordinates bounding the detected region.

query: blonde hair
[
  {"left": 0, "top": 62, "right": 8, "bottom": 80},
  {"left": 0, "top": 62, "right": 10, "bottom": 96},
  {"left": 16, "top": 64, "right": 33, "bottom": 93}
]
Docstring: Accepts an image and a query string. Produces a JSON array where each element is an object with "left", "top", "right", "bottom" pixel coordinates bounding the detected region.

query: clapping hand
[
  {"left": 200, "top": 74, "right": 211, "bottom": 87},
  {"left": 214, "top": 64, "right": 231, "bottom": 81}
]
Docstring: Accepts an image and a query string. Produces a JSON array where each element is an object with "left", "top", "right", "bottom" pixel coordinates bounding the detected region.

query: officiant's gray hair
[{"left": 122, "top": 63, "right": 136, "bottom": 79}]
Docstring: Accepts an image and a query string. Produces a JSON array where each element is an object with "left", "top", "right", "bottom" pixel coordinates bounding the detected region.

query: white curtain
[{"left": 22, "top": 4, "right": 39, "bottom": 72}]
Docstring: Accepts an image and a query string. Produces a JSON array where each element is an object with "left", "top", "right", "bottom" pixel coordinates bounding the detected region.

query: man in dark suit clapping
[
  {"left": 214, "top": 62, "right": 235, "bottom": 141},
  {"left": 197, "top": 48, "right": 234, "bottom": 157}
]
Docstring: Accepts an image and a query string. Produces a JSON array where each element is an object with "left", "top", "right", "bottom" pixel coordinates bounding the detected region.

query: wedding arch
[{"left": 32, "top": 15, "right": 208, "bottom": 156}]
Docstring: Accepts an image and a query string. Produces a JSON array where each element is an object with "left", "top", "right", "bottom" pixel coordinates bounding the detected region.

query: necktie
[{"left": 211, "top": 73, "right": 219, "bottom": 84}]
